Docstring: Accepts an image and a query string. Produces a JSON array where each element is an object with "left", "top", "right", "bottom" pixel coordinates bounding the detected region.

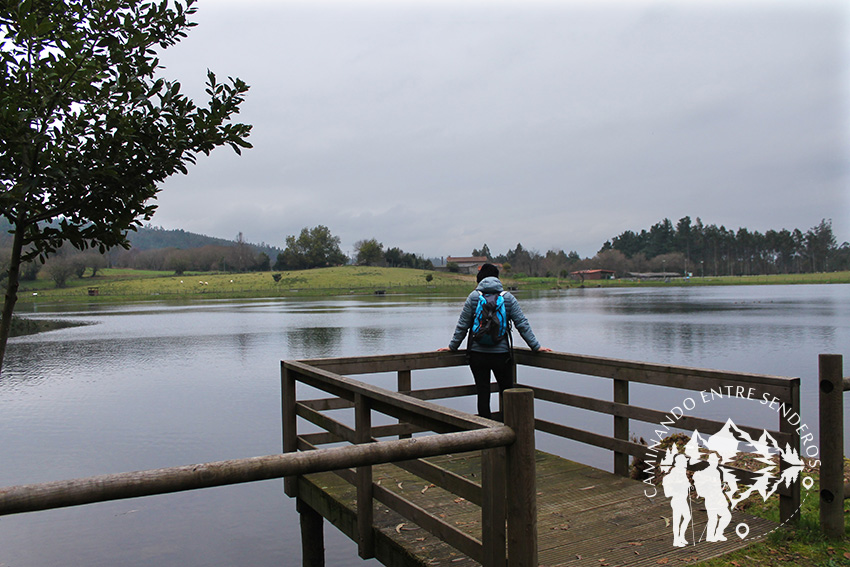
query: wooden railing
[
  {"left": 0, "top": 348, "right": 810, "bottom": 566},
  {"left": 282, "top": 353, "right": 538, "bottom": 567},
  {"left": 818, "top": 353, "right": 847, "bottom": 538},
  {"left": 512, "top": 349, "right": 802, "bottom": 523},
  {"left": 283, "top": 348, "right": 803, "bottom": 564}
]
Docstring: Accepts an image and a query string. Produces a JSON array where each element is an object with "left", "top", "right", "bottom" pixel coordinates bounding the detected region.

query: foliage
[
  {"left": 602, "top": 217, "right": 847, "bottom": 276},
  {"left": 471, "top": 244, "right": 492, "bottom": 259},
  {"left": 44, "top": 257, "right": 74, "bottom": 288},
  {"left": 275, "top": 226, "right": 347, "bottom": 270},
  {"left": 0, "top": 0, "right": 252, "bottom": 371},
  {"left": 354, "top": 238, "right": 384, "bottom": 266},
  {"left": 126, "top": 224, "right": 282, "bottom": 258},
  {"left": 384, "top": 246, "right": 434, "bottom": 270}
]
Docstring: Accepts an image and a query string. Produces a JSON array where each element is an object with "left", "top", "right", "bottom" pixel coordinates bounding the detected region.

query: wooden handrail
[{"left": 0, "top": 427, "right": 514, "bottom": 517}]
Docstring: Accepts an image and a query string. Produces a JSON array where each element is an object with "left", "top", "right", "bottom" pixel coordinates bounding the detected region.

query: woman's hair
[{"left": 476, "top": 263, "right": 500, "bottom": 282}]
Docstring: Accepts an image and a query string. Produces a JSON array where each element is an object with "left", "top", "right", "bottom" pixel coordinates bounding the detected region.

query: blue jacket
[{"left": 448, "top": 276, "right": 541, "bottom": 353}]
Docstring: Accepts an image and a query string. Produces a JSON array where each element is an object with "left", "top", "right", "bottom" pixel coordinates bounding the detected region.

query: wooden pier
[
  {"left": 283, "top": 350, "right": 803, "bottom": 566},
  {"left": 0, "top": 348, "right": 826, "bottom": 566},
  {"left": 297, "top": 449, "right": 777, "bottom": 566}
]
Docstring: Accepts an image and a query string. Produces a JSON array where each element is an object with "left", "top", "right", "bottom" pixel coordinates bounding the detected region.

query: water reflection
[
  {"left": 285, "top": 327, "right": 344, "bottom": 358},
  {"left": 0, "top": 285, "right": 847, "bottom": 567}
]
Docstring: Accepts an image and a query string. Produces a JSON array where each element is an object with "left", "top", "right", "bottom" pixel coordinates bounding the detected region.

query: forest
[
  {"left": 476, "top": 217, "right": 849, "bottom": 278},
  {"left": 1, "top": 217, "right": 848, "bottom": 287}
]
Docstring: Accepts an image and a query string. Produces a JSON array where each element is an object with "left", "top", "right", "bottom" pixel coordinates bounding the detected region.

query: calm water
[{"left": 1, "top": 284, "right": 848, "bottom": 566}]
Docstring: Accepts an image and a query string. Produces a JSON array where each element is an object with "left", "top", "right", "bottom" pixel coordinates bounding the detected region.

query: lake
[{"left": 1, "top": 284, "right": 848, "bottom": 566}]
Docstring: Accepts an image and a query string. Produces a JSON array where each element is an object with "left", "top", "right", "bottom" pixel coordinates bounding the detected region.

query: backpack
[{"left": 471, "top": 291, "right": 509, "bottom": 346}]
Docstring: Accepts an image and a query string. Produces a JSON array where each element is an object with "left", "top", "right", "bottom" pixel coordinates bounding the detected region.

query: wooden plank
[
  {"left": 282, "top": 361, "right": 298, "bottom": 497},
  {"left": 513, "top": 349, "right": 796, "bottom": 396},
  {"left": 294, "top": 446, "right": 779, "bottom": 567},
  {"left": 300, "top": 397, "right": 353, "bottom": 411},
  {"left": 372, "top": 482, "right": 484, "bottom": 562},
  {"left": 481, "top": 447, "right": 507, "bottom": 567},
  {"left": 284, "top": 360, "right": 494, "bottom": 434},
  {"left": 297, "top": 350, "right": 468, "bottom": 375},
  {"left": 355, "top": 393, "right": 375, "bottom": 558},
  {"left": 779, "top": 376, "right": 802, "bottom": 525},
  {"left": 394, "top": 458, "right": 482, "bottom": 506},
  {"left": 613, "top": 378, "right": 629, "bottom": 476},
  {"left": 297, "top": 498, "right": 326, "bottom": 567},
  {"left": 296, "top": 403, "right": 357, "bottom": 444},
  {"left": 537, "top": 417, "right": 647, "bottom": 457},
  {"left": 504, "top": 388, "right": 538, "bottom": 567},
  {"left": 530, "top": 386, "right": 793, "bottom": 446}
]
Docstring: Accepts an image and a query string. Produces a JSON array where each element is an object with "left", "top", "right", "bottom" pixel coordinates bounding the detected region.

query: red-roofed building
[
  {"left": 445, "top": 256, "right": 488, "bottom": 274},
  {"left": 570, "top": 269, "right": 615, "bottom": 281}
]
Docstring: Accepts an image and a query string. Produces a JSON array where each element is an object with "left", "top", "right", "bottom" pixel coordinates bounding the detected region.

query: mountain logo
[{"left": 656, "top": 418, "right": 813, "bottom": 547}]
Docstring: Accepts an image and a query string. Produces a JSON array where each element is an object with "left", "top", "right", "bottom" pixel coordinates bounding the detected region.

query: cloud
[{"left": 153, "top": 0, "right": 849, "bottom": 257}]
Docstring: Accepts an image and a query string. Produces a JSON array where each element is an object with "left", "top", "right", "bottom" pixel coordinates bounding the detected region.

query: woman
[{"left": 440, "top": 263, "right": 551, "bottom": 419}]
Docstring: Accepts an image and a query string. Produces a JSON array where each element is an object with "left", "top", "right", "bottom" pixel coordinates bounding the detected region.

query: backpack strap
[{"left": 501, "top": 291, "right": 514, "bottom": 360}]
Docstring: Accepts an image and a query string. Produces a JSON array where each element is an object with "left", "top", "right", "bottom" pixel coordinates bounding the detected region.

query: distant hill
[
  {"left": 0, "top": 219, "right": 283, "bottom": 259},
  {"left": 128, "top": 225, "right": 283, "bottom": 257}
]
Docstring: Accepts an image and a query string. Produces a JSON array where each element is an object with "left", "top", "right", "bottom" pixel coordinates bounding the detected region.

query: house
[
  {"left": 569, "top": 269, "right": 615, "bottom": 281},
  {"left": 444, "top": 256, "right": 488, "bottom": 275}
]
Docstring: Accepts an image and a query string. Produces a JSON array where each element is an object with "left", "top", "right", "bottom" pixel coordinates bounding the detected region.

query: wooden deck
[{"left": 298, "top": 449, "right": 777, "bottom": 567}]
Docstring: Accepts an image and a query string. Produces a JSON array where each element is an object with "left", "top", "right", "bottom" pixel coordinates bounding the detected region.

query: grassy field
[
  {"left": 14, "top": 267, "right": 850, "bottom": 304},
  {"left": 519, "top": 271, "right": 850, "bottom": 290},
  {"left": 697, "top": 462, "right": 850, "bottom": 567},
  {"left": 15, "top": 266, "right": 477, "bottom": 303}
]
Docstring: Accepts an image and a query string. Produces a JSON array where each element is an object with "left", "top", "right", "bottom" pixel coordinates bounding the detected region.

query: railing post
[
  {"left": 503, "top": 388, "right": 538, "bottom": 567},
  {"left": 481, "top": 446, "right": 507, "bottom": 567},
  {"left": 779, "top": 377, "right": 801, "bottom": 524},
  {"left": 398, "top": 369, "right": 412, "bottom": 439},
  {"left": 819, "top": 353, "right": 844, "bottom": 538},
  {"left": 613, "top": 378, "right": 629, "bottom": 477},
  {"left": 282, "top": 362, "right": 298, "bottom": 498},
  {"left": 297, "top": 498, "right": 325, "bottom": 567},
  {"left": 355, "top": 393, "right": 375, "bottom": 558}
]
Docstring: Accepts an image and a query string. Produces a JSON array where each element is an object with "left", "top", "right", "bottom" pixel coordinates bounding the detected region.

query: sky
[{"left": 153, "top": 0, "right": 849, "bottom": 259}]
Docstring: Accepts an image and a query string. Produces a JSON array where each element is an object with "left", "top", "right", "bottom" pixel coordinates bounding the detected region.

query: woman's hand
[
  {"left": 437, "top": 347, "right": 451, "bottom": 352},
  {"left": 537, "top": 347, "right": 553, "bottom": 352}
]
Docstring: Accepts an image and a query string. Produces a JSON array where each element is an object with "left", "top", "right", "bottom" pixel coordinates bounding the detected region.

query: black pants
[{"left": 468, "top": 351, "right": 514, "bottom": 419}]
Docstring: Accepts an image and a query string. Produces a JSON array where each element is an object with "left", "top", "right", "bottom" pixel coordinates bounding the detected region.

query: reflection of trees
[
  {"left": 286, "top": 327, "right": 343, "bottom": 358},
  {"left": 357, "top": 327, "right": 387, "bottom": 350}
]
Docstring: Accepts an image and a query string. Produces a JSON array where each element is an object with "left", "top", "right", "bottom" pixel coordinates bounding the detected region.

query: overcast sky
[{"left": 153, "top": 0, "right": 849, "bottom": 259}]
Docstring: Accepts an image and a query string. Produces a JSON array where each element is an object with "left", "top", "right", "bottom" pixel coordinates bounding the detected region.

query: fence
[
  {"left": 282, "top": 353, "right": 538, "bottom": 567},
  {"left": 818, "top": 353, "right": 848, "bottom": 538},
  {"left": 0, "top": 348, "right": 814, "bottom": 567},
  {"left": 283, "top": 349, "right": 803, "bottom": 566}
]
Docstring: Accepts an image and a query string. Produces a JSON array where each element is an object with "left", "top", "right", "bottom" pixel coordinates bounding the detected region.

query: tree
[
  {"left": 354, "top": 238, "right": 384, "bottom": 266},
  {"left": 276, "top": 226, "right": 346, "bottom": 270},
  {"left": 44, "top": 256, "right": 75, "bottom": 288},
  {"left": 0, "top": 0, "right": 252, "bottom": 371},
  {"left": 805, "top": 219, "right": 837, "bottom": 272}
]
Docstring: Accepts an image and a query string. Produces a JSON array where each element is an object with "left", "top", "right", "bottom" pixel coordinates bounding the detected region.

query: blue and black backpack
[{"left": 470, "top": 291, "right": 510, "bottom": 346}]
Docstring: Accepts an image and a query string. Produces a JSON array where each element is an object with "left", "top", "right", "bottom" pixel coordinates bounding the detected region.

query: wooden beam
[
  {"left": 819, "top": 354, "right": 844, "bottom": 537},
  {"left": 297, "top": 498, "right": 325, "bottom": 567},
  {"left": 529, "top": 385, "right": 793, "bottom": 446},
  {"left": 503, "top": 388, "right": 538, "bottom": 567},
  {"left": 355, "top": 393, "right": 374, "bottom": 559},
  {"left": 513, "top": 349, "right": 796, "bottom": 397},
  {"left": 613, "top": 378, "right": 629, "bottom": 477},
  {"left": 0, "top": 427, "right": 515, "bottom": 517}
]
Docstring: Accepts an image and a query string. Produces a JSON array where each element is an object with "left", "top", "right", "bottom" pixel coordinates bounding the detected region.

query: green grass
[
  {"left": 15, "top": 268, "right": 850, "bottom": 304},
  {"left": 515, "top": 271, "right": 850, "bottom": 290},
  {"left": 17, "top": 266, "right": 476, "bottom": 303},
  {"left": 697, "top": 465, "right": 850, "bottom": 567}
]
